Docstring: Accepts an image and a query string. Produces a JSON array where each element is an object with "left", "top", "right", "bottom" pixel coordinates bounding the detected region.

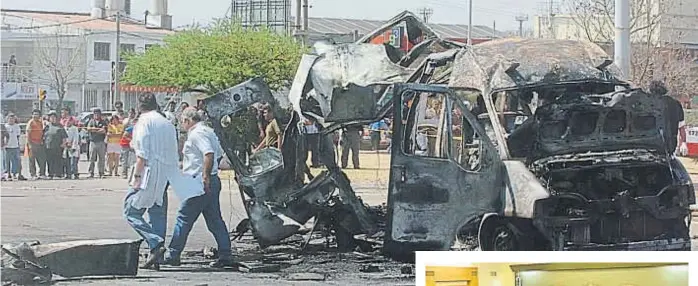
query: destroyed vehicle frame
[
  {"left": 382, "top": 39, "right": 694, "bottom": 258},
  {"left": 203, "top": 78, "right": 378, "bottom": 249}
]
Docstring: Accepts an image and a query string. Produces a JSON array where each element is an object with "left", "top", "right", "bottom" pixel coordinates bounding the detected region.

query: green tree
[{"left": 122, "top": 18, "right": 306, "bottom": 94}]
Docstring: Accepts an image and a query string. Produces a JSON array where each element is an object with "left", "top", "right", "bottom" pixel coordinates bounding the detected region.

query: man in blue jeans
[
  {"left": 124, "top": 93, "right": 179, "bottom": 270},
  {"left": 163, "top": 107, "right": 234, "bottom": 268}
]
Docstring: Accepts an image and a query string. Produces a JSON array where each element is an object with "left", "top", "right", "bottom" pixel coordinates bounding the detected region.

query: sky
[{"left": 1, "top": 0, "right": 549, "bottom": 31}]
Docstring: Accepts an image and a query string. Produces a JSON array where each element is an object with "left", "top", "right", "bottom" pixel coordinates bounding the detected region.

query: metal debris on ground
[
  {"left": 286, "top": 272, "right": 326, "bottom": 281},
  {"left": 359, "top": 264, "right": 382, "bottom": 273},
  {"left": 203, "top": 246, "right": 218, "bottom": 259},
  {"left": 1, "top": 243, "right": 52, "bottom": 285}
]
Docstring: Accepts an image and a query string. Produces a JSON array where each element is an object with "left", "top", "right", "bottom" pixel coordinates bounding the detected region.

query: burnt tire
[{"left": 479, "top": 217, "right": 535, "bottom": 251}]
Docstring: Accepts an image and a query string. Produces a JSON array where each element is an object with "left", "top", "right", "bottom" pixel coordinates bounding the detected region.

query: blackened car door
[{"left": 383, "top": 84, "right": 504, "bottom": 259}]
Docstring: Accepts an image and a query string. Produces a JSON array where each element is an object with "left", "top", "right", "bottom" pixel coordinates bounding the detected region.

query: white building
[
  {"left": 1, "top": 0, "right": 174, "bottom": 120},
  {"left": 532, "top": 0, "right": 698, "bottom": 47}
]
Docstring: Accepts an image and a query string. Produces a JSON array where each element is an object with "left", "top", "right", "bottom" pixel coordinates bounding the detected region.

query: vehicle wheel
[
  {"left": 489, "top": 224, "right": 519, "bottom": 251},
  {"left": 479, "top": 218, "right": 522, "bottom": 251}
]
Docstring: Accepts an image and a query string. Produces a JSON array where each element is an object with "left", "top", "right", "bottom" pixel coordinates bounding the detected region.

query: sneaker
[
  {"left": 17, "top": 175, "right": 27, "bottom": 181},
  {"left": 38, "top": 175, "right": 47, "bottom": 180},
  {"left": 73, "top": 174, "right": 80, "bottom": 180},
  {"left": 209, "top": 259, "right": 236, "bottom": 268},
  {"left": 88, "top": 174, "right": 95, "bottom": 178}
]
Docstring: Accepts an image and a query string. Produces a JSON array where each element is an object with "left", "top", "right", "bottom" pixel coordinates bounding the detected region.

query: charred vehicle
[
  {"left": 206, "top": 36, "right": 693, "bottom": 259},
  {"left": 381, "top": 38, "right": 695, "bottom": 255}
]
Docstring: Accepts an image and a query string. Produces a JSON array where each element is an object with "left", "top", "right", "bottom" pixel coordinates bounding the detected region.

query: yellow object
[
  {"left": 426, "top": 266, "right": 479, "bottom": 286},
  {"left": 512, "top": 263, "right": 688, "bottom": 286},
  {"left": 107, "top": 123, "right": 125, "bottom": 144},
  {"left": 38, "top": 89, "right": 46, "bottom": 101}
]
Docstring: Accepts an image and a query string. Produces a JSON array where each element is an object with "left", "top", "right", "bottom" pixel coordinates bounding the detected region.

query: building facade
[{"left": 1, "top": 2, "right": 173, "bottom": 120}]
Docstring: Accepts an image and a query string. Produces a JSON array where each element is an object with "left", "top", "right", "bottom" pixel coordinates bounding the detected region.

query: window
[
  {"left": 94, "top": 42, "right": 111, "bottom": 61},
  {"left": 145, "top": 44, "right": 158, "bottom": 51},
  {"left": 450, "top": 102, "right": 481, "bottom": 171},
  {"left": 120, "top": 43, "right": 135, "bottom": 54},
  {"left": 403, "top": 92, "right": 448, "bottom": 158}
]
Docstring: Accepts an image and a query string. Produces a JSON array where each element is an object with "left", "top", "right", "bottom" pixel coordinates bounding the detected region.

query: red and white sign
[
  {"left": 683, "top": 125, "right": 698, "bottom": 157},
  {"left": 120, "top": 85, "right": 179, "bottom": 93}
]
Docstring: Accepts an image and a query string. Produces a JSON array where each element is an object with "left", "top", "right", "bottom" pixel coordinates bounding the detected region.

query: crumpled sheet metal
[
  {"left": 30, "top": 239, "right": 142, "bottom": 278},
  {"left": 291, "top": 43, "right": 412, "bottom": 119},
  {"left": 448, "top": 38, "right": 625, "bottom": 92},
  {"left": 502, "top": 160, "right": 551, "bottom": 218}
]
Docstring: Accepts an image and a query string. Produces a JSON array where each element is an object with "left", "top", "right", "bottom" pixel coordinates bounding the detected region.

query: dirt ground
[{"left": 2, "top": 153, "right": 698, "bottom": 285}]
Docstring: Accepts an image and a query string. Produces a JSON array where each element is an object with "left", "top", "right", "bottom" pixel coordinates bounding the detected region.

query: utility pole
[
  {"left": 492, "top": 21, "right": 496, "bottom": 38},
  {"left": 418, "top": 7, "right": 433, "bottom": 23},
  {"left": 548, "top": 0, "right": 555, "bottom": 38},
  {"left": 114, "top": 11, "right": 121, "bottom": 106},
  {"left": 615, "top": 0, "right": 630, "bottom": 77},
  {"left": 515, "top": 15, "right": 528, "bottom": 37},
  {"left": 302, "top": 0, "right": 308, "bottom": 45},
  {"left": 467, "top": 0, "right": 473, "bottom": 45}
]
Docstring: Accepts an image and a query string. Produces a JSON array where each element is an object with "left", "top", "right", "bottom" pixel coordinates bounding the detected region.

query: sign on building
[{"left": 389, "top": 26, "right": 403, "bottom": 48}]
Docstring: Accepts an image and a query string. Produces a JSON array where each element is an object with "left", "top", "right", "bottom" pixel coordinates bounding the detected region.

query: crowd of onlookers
[{"left": 0, "top": 101, "right": 138, "bottom": 181}]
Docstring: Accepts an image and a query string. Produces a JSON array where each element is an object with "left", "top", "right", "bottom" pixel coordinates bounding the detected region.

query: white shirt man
[
  {"left": 4, "top": 122, "right": 20, "bottom": 149},
  {"left": 163, "top": 107, "right": 233, "bottom": 269},
  {"left": 129, "top": 110, "right": 181, "bottom": 209}
]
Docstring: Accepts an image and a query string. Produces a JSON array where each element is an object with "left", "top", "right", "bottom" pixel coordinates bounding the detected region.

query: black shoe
[
  {"left": 17, "top": 175, "right": 27, "bottom": 181},
  {"left": 209, "top": 259, "right": 235, "bottom": 268},
  {"left": 162, "top": 256, "right": 181, "bottom": 266},
  {"left": 141, "top": 244, "right": 166, "bottom": 270}
]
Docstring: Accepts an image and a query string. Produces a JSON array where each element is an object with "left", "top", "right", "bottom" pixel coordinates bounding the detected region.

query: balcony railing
[{"left": 1, "top": 64, "right": 34, "bottom": 83}]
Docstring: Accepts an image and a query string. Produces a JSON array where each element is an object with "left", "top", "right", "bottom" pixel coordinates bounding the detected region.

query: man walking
[
  {"left": 86, "top": 108, "right": 108, "bottom": 178},
  {"left": 163, "top": 107, "right": 234, "bottom": 268},
  {"left": 26, "top": 109, "right": 46, "bottom": 179},
  {"left": 341, "top": 125, "right": 362, "bottom": 169},
  {"left": 124, "top": 93, "right": 179, "bottom": 270}
]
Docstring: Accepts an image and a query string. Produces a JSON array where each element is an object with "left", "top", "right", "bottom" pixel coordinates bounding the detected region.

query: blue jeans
[
  {"left": 4, "top": 148, "right": 20, "bottom": 175},
  {"left": 123, "top": 187, "right": 169, "bottom": 250},
  {"left": 167, "top": 175, "right": 231, "bottom": 260},
  {"left": 63, "top": 156, "right": 79, "bottom": 176}
]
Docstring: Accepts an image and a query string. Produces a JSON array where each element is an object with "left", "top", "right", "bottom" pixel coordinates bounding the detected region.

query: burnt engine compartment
[
  {"left": 532, "top": 159, "right": 692, "bottom": 248},
  {"left": 544, "top": 164, "right": 673, "bottom": 200}
]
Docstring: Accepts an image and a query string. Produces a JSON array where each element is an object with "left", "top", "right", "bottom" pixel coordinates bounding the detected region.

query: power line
[
  {"left": 1, "top": 15, "right": 106, "bottom": 31},
  {"left": 418, "top": 7, "right": 434, "bottom": 23}
]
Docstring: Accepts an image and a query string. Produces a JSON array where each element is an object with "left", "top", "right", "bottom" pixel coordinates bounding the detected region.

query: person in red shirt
[
  {"left": 60, "top": 107, "right": 76, "bottom": 128},
  {"left": 119, "top": 115, "right": 137, "bottom": 178}
]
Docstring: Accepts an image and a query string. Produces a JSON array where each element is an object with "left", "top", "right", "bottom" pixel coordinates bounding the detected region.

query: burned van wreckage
[{"left": 203, "top": 37, "right": 694, "bottom": 260}]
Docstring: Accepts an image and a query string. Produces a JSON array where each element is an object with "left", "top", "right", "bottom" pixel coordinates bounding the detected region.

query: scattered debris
[
  {"left": 287, "top": 272, "right": 326, "bottom": 281},
  {"left": 1, "top": 244, "right": 52, "bottom": 285},
  {"left": 400, "top": 265, "right": 413, "bottom": 275},
  {"left": 359, "top": 264, "right": 382, "bottom": 273},
  {"left": 203, "top": 246, "right": 218, "bottom": 259},
  {"left": 238, "top": 262, "right": 282, "bottom": 273}
]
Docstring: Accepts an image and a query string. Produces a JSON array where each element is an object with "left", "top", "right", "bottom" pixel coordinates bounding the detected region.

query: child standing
[{"left": 64, "top": 118, "right": 81, "bottom": 179}]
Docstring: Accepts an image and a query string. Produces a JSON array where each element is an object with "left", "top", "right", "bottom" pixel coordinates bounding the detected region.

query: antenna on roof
[{"left": 418, "top": 7, "right": 433, "bottom": 23}]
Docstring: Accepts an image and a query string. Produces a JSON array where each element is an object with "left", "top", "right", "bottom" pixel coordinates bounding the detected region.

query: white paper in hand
[{"left": 129, "top": 166, "right": 150, "bottom": 190}]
